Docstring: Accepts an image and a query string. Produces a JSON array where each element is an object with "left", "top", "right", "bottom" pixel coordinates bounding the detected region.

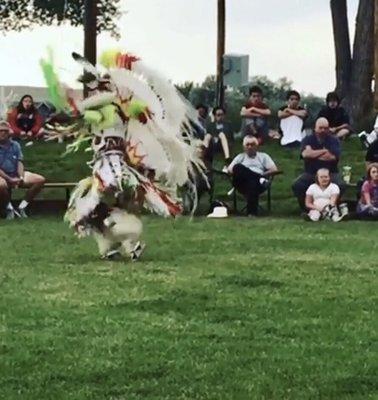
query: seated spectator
[
  {"left": 317, "top": 92, "right": 351, "bottom": 139},
  {"left": 353, "top": 125, "right": 378, "bottom": 199},
  {"left": 0, "top": 121, "right": 45, "bottom": 219},
  {"left": 305, "top": 168, "right": 347, "bottom": 222},
  {"left": 240, "top": 86, "right": 271, "bottom": 142},
  {"left": 8, "top": 94, "right": 45, "bottom": 140},
  {"left": 227, "top": 136, "right": 278, "bottom": 216},
  {"left": 356, "top": 163, "right": 378, "bottom": 219},
  {"left": 204, "top": 106, "right": 232, "bottom": 167},
  {"left": 278, "top": 90, "right": 307, "bottom": 147},
  {"left": 292, "top": 117, "right": 346, "bottom": 210}
]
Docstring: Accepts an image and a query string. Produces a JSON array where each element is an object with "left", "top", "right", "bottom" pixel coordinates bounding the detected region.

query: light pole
[
  {"left": 84, "top": 0, "right": 97, "bottom": 96},
  {"left": 216, "top": 0, "right": 225, "bottom": 109}
]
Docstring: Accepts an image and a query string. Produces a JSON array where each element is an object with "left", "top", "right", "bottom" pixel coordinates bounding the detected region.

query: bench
[{"left": 43, "top": 182, "right": 77, "bottom": 202}]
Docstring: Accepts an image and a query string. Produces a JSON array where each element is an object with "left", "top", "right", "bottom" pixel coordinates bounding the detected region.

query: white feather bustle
[{"left": 78, "top": 92, "right": 117, "bottom": 113}]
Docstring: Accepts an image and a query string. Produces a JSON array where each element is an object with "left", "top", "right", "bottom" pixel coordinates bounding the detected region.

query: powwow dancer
[{"left": 40, "top": 49, "right": 206, "bottom": 260}]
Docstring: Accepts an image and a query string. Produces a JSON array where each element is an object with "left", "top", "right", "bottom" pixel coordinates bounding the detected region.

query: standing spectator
[
  {"left": 305, "top": 168, "right": 347, "bottom": 222},
  {"left": 356, "top": 163, "right": 378, "bottom": 219},
  {"left": 317, "top": 92, "right": 351, "bottom": 140},
  {"left": 204, "top": 106, "right": 232, "bottom": 167},
  {"left": 228, "top": 136, "right": 278, "bottom": 216},
  {"left": 278, "top": 90, "right": 307, "bottom": 148},
  {"left": 0, "top": 121, "right": 45, "bottom": 219},
  {"left": 292, "top": 117, "right": 346, "bottom": 210},
  {"left": 7, "top": 94, "right": 45, "bottom": 140},
  {"left": 240, "top": 86, "right": 271, "bottom": 142}
]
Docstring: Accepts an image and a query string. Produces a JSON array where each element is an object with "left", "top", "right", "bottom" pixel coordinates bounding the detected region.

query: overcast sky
[{"left": 0, "top": 0, "right": 359, "bottom": 96}]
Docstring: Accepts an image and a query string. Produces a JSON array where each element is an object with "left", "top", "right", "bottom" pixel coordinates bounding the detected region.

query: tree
[
  {"left": 331, "top": 0, "right": 375, "bottom": 126},
  {"left": 0, "top": 0, "right": 121, "bottom": 38},
  {"left": 330, "top": 0, "right": 352, "bottom": 99}
]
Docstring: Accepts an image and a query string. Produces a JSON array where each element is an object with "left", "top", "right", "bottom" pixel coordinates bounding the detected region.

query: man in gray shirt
[{"left": 228, "top": 135, "right": 278, "bottom": 215}]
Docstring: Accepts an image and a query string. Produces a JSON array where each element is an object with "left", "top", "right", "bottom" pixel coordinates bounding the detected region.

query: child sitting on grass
[
  {"left": 305, "top": 168, "right": 348, "bottom": 222},
  {"left": 357, "top": 163, "right": 378, "bottom": 219}
]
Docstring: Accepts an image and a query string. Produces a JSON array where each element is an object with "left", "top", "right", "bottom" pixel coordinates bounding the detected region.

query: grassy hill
[{"left": 21, "top": 136, "right": 368, "bottom": 215}]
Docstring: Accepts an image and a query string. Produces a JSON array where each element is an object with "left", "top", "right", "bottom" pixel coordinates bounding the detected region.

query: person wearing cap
[
  {"left": 317, "top": 92, "right": 351, "bottom": 140},
  {"left": 227, "top": 135, "right": 278, "bottom": 216},
  {"left": 0, "top": 121, "right": 45, "bottom": 219}
]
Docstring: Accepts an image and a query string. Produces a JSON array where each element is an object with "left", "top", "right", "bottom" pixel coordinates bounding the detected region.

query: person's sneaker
[
  {"left": 330, "top": 207, "right": 343, "bottom": 222},
  {"left": 322, "top": 205, "right": 333, "bottom": 220},
  {"left": 331, "top": 213, "right": 343, "bottom": 222},
  {"left": 17, "top": 208, "right": 28, "bottom": 218},
  {"left": 259, "top": 177, "right": 270, "bottom": 190},
  {"left": 130, "top": 241, "right": 145, "bottom": 262},
  {"left": 339, "top": 203, "right": 349, "bottom": 218}
]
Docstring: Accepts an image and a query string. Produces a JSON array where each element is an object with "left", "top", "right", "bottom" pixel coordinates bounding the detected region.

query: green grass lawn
[
  {"left": 0, "top": 217, "right": 377, "bottom": 399},
  {"left": 1, "top": 137, "right": 376, "bottom": 399}
]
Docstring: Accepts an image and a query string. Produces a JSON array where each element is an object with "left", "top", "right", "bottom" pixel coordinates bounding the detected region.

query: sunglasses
[{"left": 215, "top": 113, "right": 224, "bottom": 116}]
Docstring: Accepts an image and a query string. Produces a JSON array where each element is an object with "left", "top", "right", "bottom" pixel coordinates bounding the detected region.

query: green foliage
[
  {"left": 176, "top": 75, "right": 325, "bottom": 133},
  {"left": 0, "top": 0, "right": 121, "bottom": 37},
  {"left": 40, "top": 49, "right": 70, "bottom": 113}
]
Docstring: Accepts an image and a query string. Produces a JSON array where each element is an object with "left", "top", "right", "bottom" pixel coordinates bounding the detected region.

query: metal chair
[{"left": 212, "top": 168, "right": 282, "bottom": 214}]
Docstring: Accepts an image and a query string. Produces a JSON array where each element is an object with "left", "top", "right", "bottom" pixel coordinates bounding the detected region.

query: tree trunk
[
  {"left": 346, "top": 0, "right": 375, "bottom": 125},
  {"left": 330, "top": 0, "right": 352, "bottom": 99}
]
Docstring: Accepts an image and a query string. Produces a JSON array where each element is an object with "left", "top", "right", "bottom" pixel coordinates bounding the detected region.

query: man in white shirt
[
  {"left": 228, "top": 136, "right": 278, "bottom": 215},
  {"left": 278, "top": 90, "right": 307, "bottom": 147}
]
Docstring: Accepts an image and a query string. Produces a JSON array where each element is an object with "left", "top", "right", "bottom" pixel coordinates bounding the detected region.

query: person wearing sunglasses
[{"left": 203, "top": 106, "right": 232, "bottom": 169}]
